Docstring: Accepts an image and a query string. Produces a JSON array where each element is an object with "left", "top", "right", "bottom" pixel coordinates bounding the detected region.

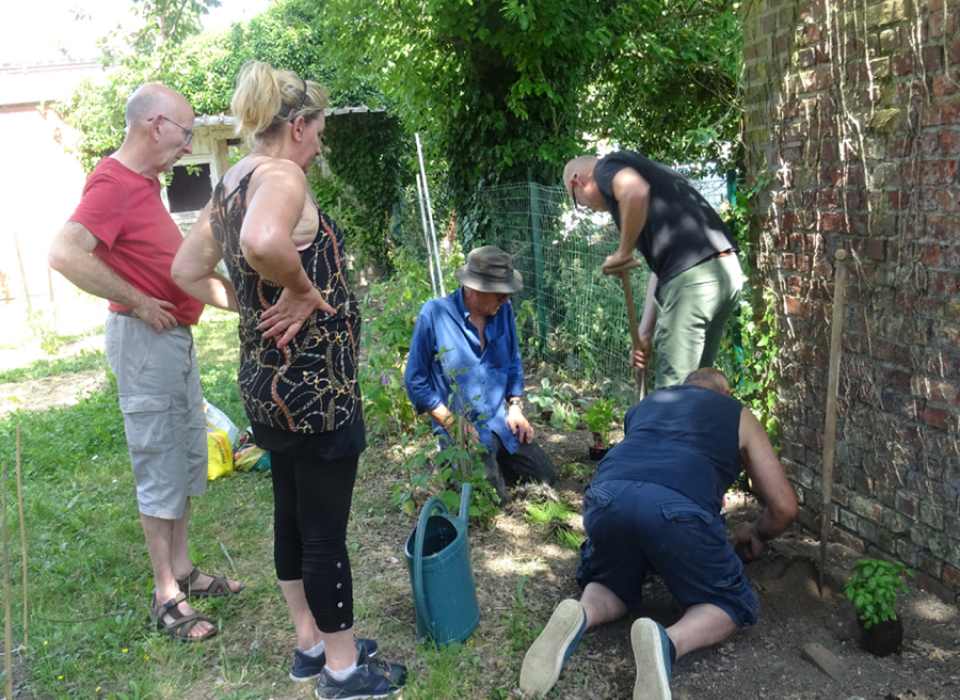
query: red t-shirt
[{"left": 69, "top": 158, "right": 204, "bottom": 326}]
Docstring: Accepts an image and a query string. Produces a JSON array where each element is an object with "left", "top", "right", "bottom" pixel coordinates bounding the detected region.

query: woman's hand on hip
[{"left": 258, "top": 287, "right": 336, "bottom": 349}]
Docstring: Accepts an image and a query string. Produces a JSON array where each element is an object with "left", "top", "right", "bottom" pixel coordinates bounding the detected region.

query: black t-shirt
[{"left": 593, "top": 151, "right": 736, "bottom": 285}]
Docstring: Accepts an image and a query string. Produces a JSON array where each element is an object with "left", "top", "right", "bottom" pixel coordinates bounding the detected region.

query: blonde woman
[{"left": 173, "top": 61, "right": 406, "bottom": 698}]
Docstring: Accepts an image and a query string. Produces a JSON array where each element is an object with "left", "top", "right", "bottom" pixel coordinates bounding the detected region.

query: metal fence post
[{"left": 528, "top": 182, "right": 548, "bottom": 360}]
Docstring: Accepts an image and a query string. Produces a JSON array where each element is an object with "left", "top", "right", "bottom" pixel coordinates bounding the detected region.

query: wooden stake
[
  {"left": 3, "top": 461, "right": 13, "bottom": 700},
  {"left": 15, "top": 425, "right": 26, "bottom": 651},
  {"left": 12, "top": 236, "right": 31, "bottom": 315},
  {"left": 819, "top": 249, "right": 847, "bottom": 596}
]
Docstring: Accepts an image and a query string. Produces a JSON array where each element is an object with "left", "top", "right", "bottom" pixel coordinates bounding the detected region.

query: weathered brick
[
  {"left": 918, "top": 551, "right": 943, "bottom": 577},
  {"left": 922, "top": 406, "right": 948, "bottom": 428},
  {"left": 918, "top": 569, "right": 959, "bottom": 605},
  {"left": 920, "top": 501, "right": 945, "bottom": 529},
  {"left": 933, "top": 73, "right": 960, "bottom": 98},
  {"left": 896, "top": 538, "right": 919, "bottom": 566}
]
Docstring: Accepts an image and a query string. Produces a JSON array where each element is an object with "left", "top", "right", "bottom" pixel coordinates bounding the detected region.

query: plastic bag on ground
[
  {"left": 204, "top": 399, "right": 239, "bottom": 445},
  {"left": 207, "top": 428, "right": 234, "bottom": 481}
]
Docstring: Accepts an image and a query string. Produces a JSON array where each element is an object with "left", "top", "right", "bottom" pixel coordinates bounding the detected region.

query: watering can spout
[{"left": 459, "top": 483, "right": 472, "bottom": 525}]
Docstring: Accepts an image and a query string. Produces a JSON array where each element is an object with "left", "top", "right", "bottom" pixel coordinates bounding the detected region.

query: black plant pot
[
  {"left": 858, "top": 617, "right": 903, "bottom": 657},
  {"left": 588, "top": 445, "right": 609, "bottom": 461}
]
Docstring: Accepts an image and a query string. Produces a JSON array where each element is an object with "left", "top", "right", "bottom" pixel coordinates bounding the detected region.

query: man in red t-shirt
[{"left": 48, "top": 83, "right": 241, "bottom": 642}]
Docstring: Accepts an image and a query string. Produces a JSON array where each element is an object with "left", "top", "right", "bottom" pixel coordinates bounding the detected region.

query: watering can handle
[{"left": 412, "top": 483, "right": 472, "bottom": 642}]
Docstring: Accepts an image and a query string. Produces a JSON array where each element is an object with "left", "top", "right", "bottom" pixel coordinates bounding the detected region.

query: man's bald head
[
  {"left": 125, "top": 83, "right": 191, "bottom": 126},
  {"left": 563, "top": 155, "right": 598, "bottom": 190},
  {"left": 682, "top": 368, "right": 730, "bottom": 395}
]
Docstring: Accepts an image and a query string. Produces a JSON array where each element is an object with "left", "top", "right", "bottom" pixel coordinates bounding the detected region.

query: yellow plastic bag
[{"left": 207, "top": 429, "right": 234, "bottom": 481}]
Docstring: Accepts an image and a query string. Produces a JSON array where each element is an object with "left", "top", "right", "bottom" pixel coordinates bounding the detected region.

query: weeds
[{"left": 524, "top": 499, "right": 584, "bottom": 551}]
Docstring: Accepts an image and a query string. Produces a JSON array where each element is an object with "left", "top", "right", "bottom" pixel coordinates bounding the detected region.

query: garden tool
[
  {"left": 603, "top": 257, "right": 647, "bottom": 399},
  {"left": 819, "top": 249, "right": 847, "bottom": 597}
]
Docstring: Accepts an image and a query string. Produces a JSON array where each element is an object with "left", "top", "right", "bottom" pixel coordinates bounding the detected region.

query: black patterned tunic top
[{"left": 210, "top": 167, "right": 365, "bottom": 456}]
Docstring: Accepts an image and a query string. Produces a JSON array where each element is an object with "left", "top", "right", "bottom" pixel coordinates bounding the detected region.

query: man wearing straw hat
[
  {"left": 48, "top": 84, "right": 241, "bottom": 643},
  {"left": 405, "top": 246, "right": 558, "bottom": 500},
  {"left": 563, "top": 152, "right": 744, "bottom": 390}
]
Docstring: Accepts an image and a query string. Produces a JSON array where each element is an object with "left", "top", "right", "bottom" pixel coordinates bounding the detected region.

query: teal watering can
[{"left": 404, "top": 483, "right": 480, "bottom": 646}]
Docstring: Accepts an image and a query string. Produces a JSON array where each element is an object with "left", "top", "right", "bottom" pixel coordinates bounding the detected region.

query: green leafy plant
[
  {"left": 844, "top": 558, "right": 915, "bottom": 629},
  {"left": 582, "top": 398, "right": 618, "bottom": 448},
  {"left": 527, "top": 378, "right": 579, "bottom": 431}
]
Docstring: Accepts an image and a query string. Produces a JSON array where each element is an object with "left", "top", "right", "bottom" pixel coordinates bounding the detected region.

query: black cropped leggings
[{"left": 270, "top": 452, "right": 359, "bottom": 633}]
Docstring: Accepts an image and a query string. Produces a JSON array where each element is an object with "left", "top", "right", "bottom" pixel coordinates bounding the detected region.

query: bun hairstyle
[{"left": 231, "top": 60, "right": 329, "bottom": 147}]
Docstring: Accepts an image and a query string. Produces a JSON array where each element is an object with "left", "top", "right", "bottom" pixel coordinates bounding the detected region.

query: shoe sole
[
  {"left": 314, "top": 685, "right": 401, "bottom": 699},
  {"left": 631, "top": 618, "right": 671, "bottom": 700},
  {"left": 519, "top": 599, "right": 584, "bottom": 696}
]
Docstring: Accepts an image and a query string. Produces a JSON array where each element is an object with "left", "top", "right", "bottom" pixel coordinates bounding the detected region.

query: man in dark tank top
[
  {"left": 563, "top": 152, "right": 744, "bottom": 389},
  {"left": 520, "top": 368, "right": 797, "bottom": 700}
]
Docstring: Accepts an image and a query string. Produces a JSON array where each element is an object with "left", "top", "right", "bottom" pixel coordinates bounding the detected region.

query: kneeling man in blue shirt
[{"left": 404, "top": 246, "right": 558, "bottom": 500}]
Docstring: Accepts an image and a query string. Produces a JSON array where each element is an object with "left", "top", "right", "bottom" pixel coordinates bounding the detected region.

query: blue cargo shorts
[
  {"left": 576, "top": 479, "right": 759, "bottom": 628},
  {"left": 105, "top": 312, "right": 207, "bottom": 520}
]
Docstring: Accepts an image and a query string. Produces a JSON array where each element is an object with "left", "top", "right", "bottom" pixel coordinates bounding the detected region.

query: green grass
[{"left": 0, "top": 349, "right": 108, "bottom": 385}]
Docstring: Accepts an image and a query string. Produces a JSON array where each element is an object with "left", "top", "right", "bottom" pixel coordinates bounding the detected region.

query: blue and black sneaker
[
  {"left": 314, "top": 645, "right": 407, "bottom": 699},
  {"left": 290, "top": 638, "right": 379, "bottom": 682},
  {"left": 519, "top": 599, "right": 587, "bottom": 696}
]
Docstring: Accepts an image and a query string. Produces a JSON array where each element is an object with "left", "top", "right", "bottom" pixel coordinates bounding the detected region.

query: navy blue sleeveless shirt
[{"left": 594, "top": 385, "right": 743, "bottom": 512}]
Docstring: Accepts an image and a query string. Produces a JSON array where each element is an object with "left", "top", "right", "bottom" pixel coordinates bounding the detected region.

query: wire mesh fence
[{"left": 388, "top": 176, "right": 735, "bottom": 391}]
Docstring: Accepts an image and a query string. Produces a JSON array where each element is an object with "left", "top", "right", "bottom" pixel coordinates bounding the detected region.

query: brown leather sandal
[
  {"left": 149, "top": 592, "right": 217, "bottom": 643},
  {"left": 176, "top": 567, "right": 244, "bottom": 599}
]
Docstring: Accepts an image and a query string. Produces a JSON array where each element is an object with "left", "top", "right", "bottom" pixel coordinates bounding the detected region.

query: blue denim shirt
[{"left": 404, "top": 287, "right": 524, "bottom": 454}]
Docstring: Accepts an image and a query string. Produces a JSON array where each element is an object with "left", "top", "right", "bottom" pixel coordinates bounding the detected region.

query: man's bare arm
[
  {"left": 172, "top": 202, "right": 239, "bottom": 312},
  {"left": 731, "top": 407, "right": 798, "bottom": 560},
  {"left": 602, "top": 167, "right": 650, "bottom": 270},
  {"left": 48, "top": 221, "right": 178, "bottom": 333},
  {"left": 632, "top": 272, "right": 658, "bottom": 369}
]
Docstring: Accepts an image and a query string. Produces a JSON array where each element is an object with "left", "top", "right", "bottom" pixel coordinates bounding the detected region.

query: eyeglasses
[
  {"left": 496, "top": 293, "right": 511, "bottom": 303},
  {"left": 148, "top": 115, "right": 193, "bottom": 144},
  {"left": 569, "top": 175, "right": 582, "bottom": 211}
]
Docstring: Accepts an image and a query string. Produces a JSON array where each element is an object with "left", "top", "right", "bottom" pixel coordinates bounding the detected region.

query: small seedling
[{"left": 844, "top": 558, "right": 914, "bottom": 629}]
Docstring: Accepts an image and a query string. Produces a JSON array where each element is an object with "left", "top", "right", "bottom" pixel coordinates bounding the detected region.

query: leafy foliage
[
  {"left": 582, "top": 398, "right": 618, "bottom": 448},
  {"left": 324, "top": 0, "right": 613, "bottom": 241},
  {"left": 324, "top": 0, "right": 742, "bottom": 242},
  {"left": 526, "top": 378, "right": 579, "bottom": 431},
  {"left": 58, "top": 0, "right": 405, "bottom": 268},
  {"left": 844, "top": 558, "right": 914, "bottom": 628},
  {"left": 587, "top": 0, "right": 743, "bottom": 174}
]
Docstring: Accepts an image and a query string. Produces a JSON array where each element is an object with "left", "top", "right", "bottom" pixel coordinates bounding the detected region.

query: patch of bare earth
[{"left": 0, "top": 368, "right": 106, "bottom": 417}]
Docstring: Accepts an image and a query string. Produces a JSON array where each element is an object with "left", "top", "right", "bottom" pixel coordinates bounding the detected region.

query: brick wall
[{"left": 742, "top": 0, "right": 960, "bottom": 601}]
